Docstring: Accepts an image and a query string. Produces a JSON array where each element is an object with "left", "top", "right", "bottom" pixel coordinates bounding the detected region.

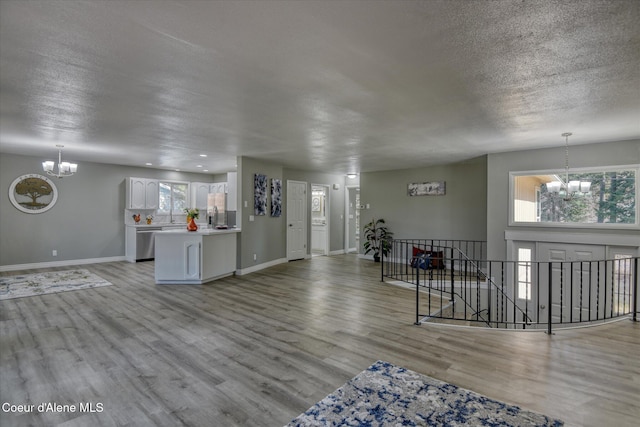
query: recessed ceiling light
[
  {"left": 196, "top": 165, "right": 203, "bottom": 168},
  {"left": 199, "top": 154, "right": 207, "bottom": 157},
  {"left": 203, "top": 169, "right": 209, "bottom": 172},
  {"left": 145, "top": 162, "right": 152, "bottom": 166}
]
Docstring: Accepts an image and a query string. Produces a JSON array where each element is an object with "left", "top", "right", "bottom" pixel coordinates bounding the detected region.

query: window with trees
[
  {"left": 511, "top": 166, "right": 638, "bottom": 227},
  {"left": 158, "top": 181, "right": 189, "bottom": 214}
]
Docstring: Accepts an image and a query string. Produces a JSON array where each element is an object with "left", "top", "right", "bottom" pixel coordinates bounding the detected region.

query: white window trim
[
  {"left": 158, "top": 180, "right": 191, "bottom": 213},
  {"left": 516, "top": 247, "right": 533, "bottom": 301},
  {"left": 508, "top": 164, "right": 640, "bottom": 229}
]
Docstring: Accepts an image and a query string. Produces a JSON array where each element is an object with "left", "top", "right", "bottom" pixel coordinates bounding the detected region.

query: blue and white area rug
[
  {"left": 0, "top": 269, "right": 112, "bottom": 300},
  {"left": 287, "top": 360, "right": 563, "bottom": 426}
]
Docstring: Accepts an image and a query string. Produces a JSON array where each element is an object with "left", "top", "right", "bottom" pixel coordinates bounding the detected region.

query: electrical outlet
[
  {"left": 253, "top": 253, "right": 257, "bottom": 261},
  {"left": 52, "top": 250, "right": 57, "bottom": 256}
]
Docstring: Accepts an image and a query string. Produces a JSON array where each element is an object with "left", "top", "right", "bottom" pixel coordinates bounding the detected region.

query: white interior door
[
  {"left": 538, "top": 243, "right": 605, "bottom": 323},
  {"left": 287, "top": 180, "right": 307, "bottom": 261}
]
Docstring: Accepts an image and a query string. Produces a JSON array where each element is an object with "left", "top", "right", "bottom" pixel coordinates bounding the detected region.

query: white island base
[{"left": 154, "top": 228, "right": 240, "bottom": 284}]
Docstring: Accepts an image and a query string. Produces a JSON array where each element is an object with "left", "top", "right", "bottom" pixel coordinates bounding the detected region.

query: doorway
[
  {"left": 345, "top": 186, "right": 360, "bottom": 253},
  {"left": 537, "top": 242, "right": 605, "bottom": 324},
  {"left": 311, "top": 185, "right": 329, "bottom": 256},
  {"left": 287, "top": 180, "right": 307, "bottom": 261}
]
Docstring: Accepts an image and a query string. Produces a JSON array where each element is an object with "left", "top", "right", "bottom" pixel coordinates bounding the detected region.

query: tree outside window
[{"left": 513, "top": 167, "right": 637, "bottom": 226}]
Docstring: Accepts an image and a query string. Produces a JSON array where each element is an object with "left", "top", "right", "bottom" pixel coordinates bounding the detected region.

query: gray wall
[
  {"left": 359, "top": 156, "right": 488, "bottom": 247},
  {"left": 236, "top": 159, "right": 349, "bottom": 269},
  {"left": 0, "top": 152, "right": 213, "bottom": 267},
  {"left": 486, "top": 139, "right": 640, "bottom": 260},
  {"left": 1, "top": 152, "right": 350, "bottom": 270},
  {"left": 6, "top": 139, "right": 636, "bottom": 269},
  {"left": 236, "top": 157, "right": 286, "bottom": 269}
]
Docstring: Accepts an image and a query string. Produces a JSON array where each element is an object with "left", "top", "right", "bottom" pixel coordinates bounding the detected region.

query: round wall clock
[{"left": 8, "top": 174, "right": 59, "bottom": 214}]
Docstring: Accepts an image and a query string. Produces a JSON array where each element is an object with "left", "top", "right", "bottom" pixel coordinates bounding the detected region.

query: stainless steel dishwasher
[{"left": 136, "top": 227, "right": 161, "bottom": 261}]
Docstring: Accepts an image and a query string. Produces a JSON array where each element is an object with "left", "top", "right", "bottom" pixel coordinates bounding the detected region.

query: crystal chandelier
[
  {"left": 545, "top": 133, "right": 591, "bottom": 201},
  {"left": 42, "top": 145, "right": 78, "bottom": 178}
]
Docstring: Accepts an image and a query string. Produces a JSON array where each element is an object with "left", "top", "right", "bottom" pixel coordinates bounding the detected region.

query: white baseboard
[
  {"left": 329, "top": 249, "right": 345, "bottom": 256},
  {"left": 236, "top": 257, "right": 288, "bottom": 275},
  {"left": 0, "top": 256, "right": 127, "bottom": 272}
]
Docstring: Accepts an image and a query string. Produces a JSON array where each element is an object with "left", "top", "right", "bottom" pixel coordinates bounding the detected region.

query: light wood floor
[{"left": 1, "top": 255, "right": 638, "bottom": 427}]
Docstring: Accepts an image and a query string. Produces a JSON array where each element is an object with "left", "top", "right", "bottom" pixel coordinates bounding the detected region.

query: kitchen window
[{"left": 158, "top": 181, "right": 189, "bottom": 216}]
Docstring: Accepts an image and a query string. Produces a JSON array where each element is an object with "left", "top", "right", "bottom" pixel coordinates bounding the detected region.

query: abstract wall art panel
[
  {"left": 254, "top": 173, "right": 267, "bottom": 215},
  {"left": 408, "top": 181, "right": 446, "bottom": 196},
  {"left": 271, "top": 178, "right": 282, "bottom": 217}
]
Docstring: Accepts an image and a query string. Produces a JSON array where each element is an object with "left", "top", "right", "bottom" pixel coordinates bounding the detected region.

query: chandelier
[
  {"left": 545, "top": 133, "right": 591, "bottom": 201},
  {"left": 42, "top": 145, "right": 78, "bottom": 178}
]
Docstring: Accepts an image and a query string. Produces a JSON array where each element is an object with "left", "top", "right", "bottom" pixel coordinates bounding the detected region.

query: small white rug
[{"left": 0, "top": 269, "right": 112, "bottom": 300}]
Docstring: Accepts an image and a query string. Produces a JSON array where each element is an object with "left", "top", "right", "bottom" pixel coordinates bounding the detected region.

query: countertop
[
  {"left": 126, "top": 223, "right": 201, "bottom": 228},
  {"left": 155, "top": 227, "right": 241, "bottom": 236}
]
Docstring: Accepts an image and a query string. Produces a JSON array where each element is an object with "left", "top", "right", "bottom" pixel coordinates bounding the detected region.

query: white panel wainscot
[{"left": 154, "top": 228, "right": 240, "bottom": 284}]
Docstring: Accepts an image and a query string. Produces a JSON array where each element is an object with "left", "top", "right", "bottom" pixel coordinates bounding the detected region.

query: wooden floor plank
[{"left": 1, "top": 254, "right": 638, "bottom": 426}]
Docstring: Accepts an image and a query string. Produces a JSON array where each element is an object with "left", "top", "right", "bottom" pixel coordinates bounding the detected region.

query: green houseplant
[
  {"left": 184, "top": 208, "right": 199, "bottom": 220},
  {"left": 363, "top": 218, "right": 393, "bottom": 262}
]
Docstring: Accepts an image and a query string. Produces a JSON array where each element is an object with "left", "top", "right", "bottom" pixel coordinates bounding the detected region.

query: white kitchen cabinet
[
  {"left": 125, "top": 226, "right": 137, "bottom": 262},
  {"left": 128, "top": 178, "right": 146, "bottom": 209},
  {"left": 145, "top": 179, "right": 159, "bottom": 209},
  {"left": 312, "top": 223, "right": 328, "bottom": 254},
  {"left": 154, "top": 228, "right": 240, "bottom": 284},
  {"left": 191, "top": 181, "right": 230, "bottom": 211},
  {"left": 191, "top": 182, "right": 213, "bottom": 212},
  {"left": 227, "top": 172, "right": 237, "bottom": 211},
  {"left": 191, "top": 181, "right": 228, "bottom": 216},
  {"left": 212, "top": 182, "right": 227, "bottom": 194},
  {"left": 127, "top": 177, "right": 159, "bottom": 209}
]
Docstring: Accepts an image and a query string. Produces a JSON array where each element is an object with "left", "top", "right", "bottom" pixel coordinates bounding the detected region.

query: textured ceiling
[{"left": 0, "top": 0, "right": 638, "bottom": 174}]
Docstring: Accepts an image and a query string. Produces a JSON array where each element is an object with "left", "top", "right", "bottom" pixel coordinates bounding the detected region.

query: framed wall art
[
  {"left": 9, "top": 174, "right": 59, "bottom": 214},
  {"left": 408, "top": 181, "right": 446, "bottom": 196},
  {"left": 312, "top": 195, "right": 321, "bottom": 212},
  {"left": 270, "top": 178, "right": 282, "bottom": 217},
  {"left": 254, "top": 173, "right": 267, "bottom": 215}
]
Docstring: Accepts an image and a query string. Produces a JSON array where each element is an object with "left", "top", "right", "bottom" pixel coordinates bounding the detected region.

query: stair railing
[
  {"left": 452, "top": 247, "right": 533, "bottom": 327},
  {"left": 383, "top": 239, "right": 639, "bottom": 332}
]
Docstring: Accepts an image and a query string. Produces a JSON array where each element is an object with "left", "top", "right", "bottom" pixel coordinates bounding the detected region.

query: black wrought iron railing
[{"left": 383, "top": 239, "right": 639, "bottom": 332}]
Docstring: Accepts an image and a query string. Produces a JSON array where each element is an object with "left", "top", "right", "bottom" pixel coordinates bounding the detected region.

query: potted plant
[
  {"left": 184, "top": 208, "right": 199, "bottom": 221},
  {"left": 184, "top": 208, "right": 199, "bottom": 231},
  {"left": 363, "top": 218, "right": 393, "bottom": 262}
]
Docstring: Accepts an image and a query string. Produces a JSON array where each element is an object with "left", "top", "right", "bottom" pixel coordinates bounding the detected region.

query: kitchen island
[{"left": 154, "top": 228, "right": 240, "bottom": 284}]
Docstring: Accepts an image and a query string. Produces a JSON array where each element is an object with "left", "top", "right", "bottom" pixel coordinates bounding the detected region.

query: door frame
[
  {"left": 311, "top": 184, "right": 330, "bottom": 256},
  {"left": 513, "top": 241, "right": 537, "bottom": 324},
  {"left": 344, "top": 185, "right": 359, "bottom": 254},
  {"left": 286, "top": 180, "right": 308, "bottom": 261}
]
